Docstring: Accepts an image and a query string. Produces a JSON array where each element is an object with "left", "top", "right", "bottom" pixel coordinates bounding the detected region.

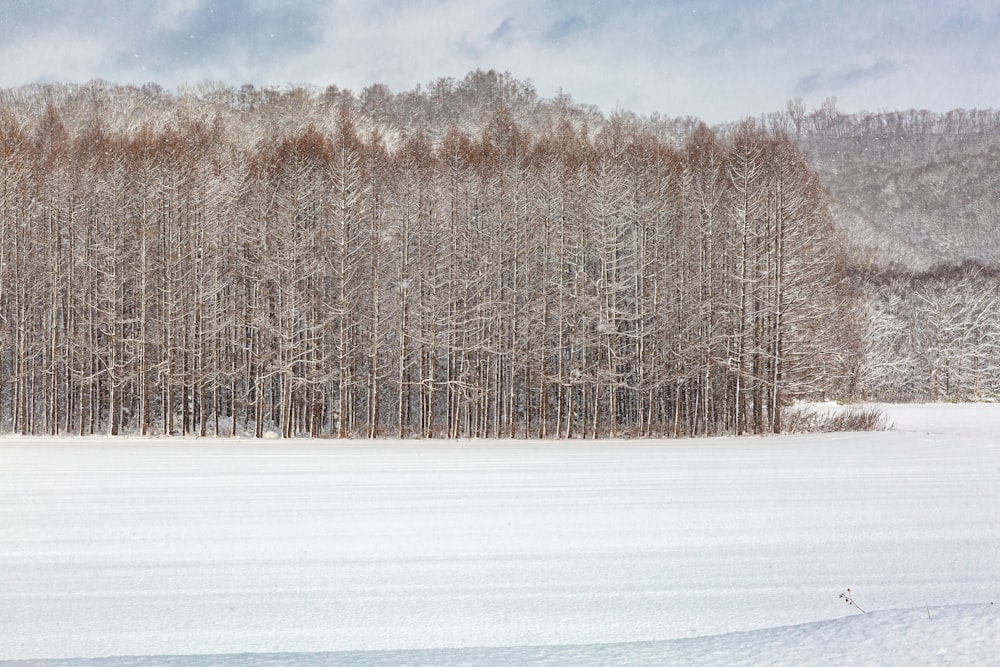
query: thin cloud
[
  {"left": 795, "top": 60, "right": 898, "bottom": 97},
  {"left": 154, "top": 0, "right": 203, "bottom": 30},
  {"left": 544, "top": 15, "right": 589, "bottom": 45}
]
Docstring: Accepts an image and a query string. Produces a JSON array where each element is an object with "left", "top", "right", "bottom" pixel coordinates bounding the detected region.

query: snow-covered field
[{"left": 2, "top": 404, "right": 998, "bottom": 665}]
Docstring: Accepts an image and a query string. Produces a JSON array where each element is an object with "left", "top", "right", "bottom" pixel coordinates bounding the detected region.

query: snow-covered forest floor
[{"left": 2, "top": 404, "right": 998, "bottom": 664}]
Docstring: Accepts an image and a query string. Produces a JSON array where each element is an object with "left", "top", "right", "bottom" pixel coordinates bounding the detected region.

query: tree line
[
  {"left": 763, "top": 99, "right": 1000, "bottom": 403},
  {"left": 852, "top": 263, "right": 1000, "bottom": 401},
  {"left": 0, "top": 83, "right": 847, "bottom": 437}
]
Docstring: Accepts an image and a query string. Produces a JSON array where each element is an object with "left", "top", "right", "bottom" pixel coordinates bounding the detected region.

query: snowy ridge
[{"left": 3, "top": 604, "right": 998, "bottom": 666}]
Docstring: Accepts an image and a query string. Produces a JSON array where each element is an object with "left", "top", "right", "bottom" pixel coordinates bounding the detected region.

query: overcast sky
[{"left": 0, "top": 0, "right": 996, "bottom": 124}]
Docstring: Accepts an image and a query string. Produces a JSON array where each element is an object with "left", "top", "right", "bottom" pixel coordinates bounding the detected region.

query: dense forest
[
  {"left": 765, "top": 100, "right": 1000, "bottom": 401},
  {"left": 0, "top": 73, "right": 850, "bottom": 437},
  {"left": 778, "top": 101, "right": 1000, "bottom": 271},
  {"left": 0, "top": 71, "right": 994, "bottom": 438}
]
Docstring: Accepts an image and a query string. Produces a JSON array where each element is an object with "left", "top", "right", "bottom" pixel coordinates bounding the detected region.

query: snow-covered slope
[
  {"left": 2, "top": 404, "right": 998, "bottom": 664},
  {"left": 3, "top": 604, "right": 998, "bottom": 665}
]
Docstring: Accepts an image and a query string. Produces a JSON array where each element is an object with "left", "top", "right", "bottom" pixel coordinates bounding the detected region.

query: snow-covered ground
[{"left": 2, "top": 404, "right": 998, "bottom": 664}]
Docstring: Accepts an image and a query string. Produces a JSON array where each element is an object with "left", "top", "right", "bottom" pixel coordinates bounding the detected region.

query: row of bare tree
[
  {"left": 0, "top": 91, "right": 845, "bottom": 437},
  {"left": 853, "top": 264, "right": 1000, "bottom": 401}
]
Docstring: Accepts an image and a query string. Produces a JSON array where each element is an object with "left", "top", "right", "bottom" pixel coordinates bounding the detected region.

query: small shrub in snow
[
  {"left": 784, "top": 405, "right": 891, "bottom": 433},
  {"left": 782, "top": 408, "right": 821, "bottom": 433},
  {"left": 822, "top": 407, "right": 891, "bottom": 432},
  {"left": 839, "top": 588, "right": 867, "bottom": 614}
]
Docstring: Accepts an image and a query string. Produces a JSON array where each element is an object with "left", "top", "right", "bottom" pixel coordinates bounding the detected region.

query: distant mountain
[{"left": 788, "top": 106, "right": 1000, "bottom": 272}]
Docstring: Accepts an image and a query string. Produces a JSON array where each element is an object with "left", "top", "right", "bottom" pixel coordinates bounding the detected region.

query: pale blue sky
[{"left": 0, "top": 0, "right": 996, "bottom": 123}]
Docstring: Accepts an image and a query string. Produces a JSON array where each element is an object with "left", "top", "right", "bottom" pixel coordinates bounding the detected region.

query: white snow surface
[{"left": 2, "top": 403, "right": 999, "bottom": 664}]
